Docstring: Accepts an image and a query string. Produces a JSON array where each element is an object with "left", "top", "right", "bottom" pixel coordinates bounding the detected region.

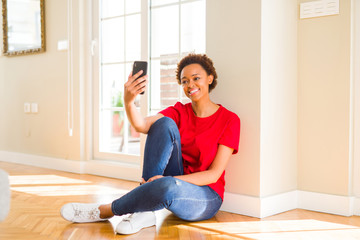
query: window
[
  {"left": 93, "top": 0, "right": 205, "bottom": 162},
  {"left": 149, "top": 0, "right": 206, "bottom": 113},
  {"left": 93, "top": 0, "right": 145, "bottom": 161}
]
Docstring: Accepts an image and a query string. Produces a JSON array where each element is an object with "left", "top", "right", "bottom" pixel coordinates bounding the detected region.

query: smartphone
[{"left": 132, "top": 61, "right": 148, "bottom": 95}]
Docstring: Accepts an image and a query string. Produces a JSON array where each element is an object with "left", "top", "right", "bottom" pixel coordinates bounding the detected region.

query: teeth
[{"left": 189, "top": 89, "right": 199, "bottom": 94}]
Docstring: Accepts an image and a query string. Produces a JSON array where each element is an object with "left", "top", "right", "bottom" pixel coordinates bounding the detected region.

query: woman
[{"left": 61, "top": 54, "right": 240, "bottom": 235}]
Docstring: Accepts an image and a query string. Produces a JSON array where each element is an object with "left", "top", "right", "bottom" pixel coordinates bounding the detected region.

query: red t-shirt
[{"left": 160, "top": 102, "right": 240, "bottom": 200}]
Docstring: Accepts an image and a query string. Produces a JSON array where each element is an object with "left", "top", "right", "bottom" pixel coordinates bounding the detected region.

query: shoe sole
[{"left": 116, "top": 222, "right": 155, "bottom": 235}]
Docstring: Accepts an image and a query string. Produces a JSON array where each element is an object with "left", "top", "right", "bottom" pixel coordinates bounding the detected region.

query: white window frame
[{"left": 92, "top": 0, "right": 149, "bottom": 163}]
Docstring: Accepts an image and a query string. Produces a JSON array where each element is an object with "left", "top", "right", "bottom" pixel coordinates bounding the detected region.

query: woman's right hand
[
  {"left": 124, "top": 70, "right": 148, "bottom": 105},
  {"left": 123, "top": 70, "right": 162, "bottom": 134}
]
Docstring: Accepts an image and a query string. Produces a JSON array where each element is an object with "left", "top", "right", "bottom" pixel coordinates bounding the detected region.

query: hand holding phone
[{"left": 132, "top": 61, "right": 148, "bottom": 95}]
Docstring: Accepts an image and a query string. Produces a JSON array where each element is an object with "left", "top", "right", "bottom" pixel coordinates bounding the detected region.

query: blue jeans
[{"left": 111, "top": 117, "right": 222, "bottom": 221}]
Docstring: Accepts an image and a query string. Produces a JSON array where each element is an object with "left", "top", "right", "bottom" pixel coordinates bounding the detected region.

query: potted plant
[{"left": 112, "top": 92, "right": 124, "bottom": 137}]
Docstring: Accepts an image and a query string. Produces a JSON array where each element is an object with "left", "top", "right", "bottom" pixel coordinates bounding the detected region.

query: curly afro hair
[{"left": 176, "top": 53, "right": 218, "bottom": 92}]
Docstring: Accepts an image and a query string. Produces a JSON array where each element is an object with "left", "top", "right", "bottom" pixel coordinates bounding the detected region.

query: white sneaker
[
  {"left": 116, "top": 211, "right": 156, "bottom": 235},
  {"left": 60, "top": 203, "right": 108, "bottom": 223}
]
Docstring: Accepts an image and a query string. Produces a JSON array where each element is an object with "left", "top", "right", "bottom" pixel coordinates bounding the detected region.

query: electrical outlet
[
  {"left": 31, "top": 103, "right": 38, "bottom": 113},
  {"left": 24, "top": 103, "right": 31, "bottom": 113}
]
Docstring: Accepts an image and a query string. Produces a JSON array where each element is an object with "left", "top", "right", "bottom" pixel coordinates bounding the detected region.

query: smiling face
[{"left": 180, "top": 63, "right": 214, "bottom": 101}]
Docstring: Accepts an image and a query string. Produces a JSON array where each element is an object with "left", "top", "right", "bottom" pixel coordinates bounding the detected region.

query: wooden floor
[{"left": 1, "top": 162, "right": 360, "bottom": 240}]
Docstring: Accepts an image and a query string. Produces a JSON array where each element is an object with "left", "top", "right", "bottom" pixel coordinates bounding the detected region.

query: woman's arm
[
  {"left": 124, "top": 71, "right": 163, "bottom": 133},
  {"left": 126, "top": 103, "right": 163, "bottom": 134},
  {"left": 147, "top": 144, "right": 234, "bottom": 186}
]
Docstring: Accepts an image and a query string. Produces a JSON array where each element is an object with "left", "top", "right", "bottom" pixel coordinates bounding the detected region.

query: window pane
[
  {"left": 151, "top": 57, "right": 181, "bottom": 110},
  {"left": 151, "top": 6, "right": 179, "bottom": 58},
  {"left": 150, "top": 59, "right": 161, "bottom": 111},
  {"left": 149, "top": 0, "right": 205, "bottom": 112},
  {"left": 125, "top": 14, "right": 141, "bottom": 61},
  {"left": 125, "top": 62, "right": 133, "bottom": 77},
  {"left": 181, "top": 1, "right": 205, "bottom": 54},
  {"left": 101, "top": 18, "right": 124, "bottom": 63},
  {"left": 126, "top": 0, "right": 141, "bottom": 14},
  {"left": 101, "top": 64, "right": 124, "bottom": 108},
  {"left": 160, "top": 57, "right": 179, "bottom": 109},
  {"left": 100, "top": 110, "right": 125, "bottom": 153},
  {"left": 102, "top": 0, "right": 124, "bottom": 18},
  {"left": 151, "top": 0, "right": 178, "bottom": 7},
  {"left": 127, "top": 121, "right": 141, "bottom": 155}
]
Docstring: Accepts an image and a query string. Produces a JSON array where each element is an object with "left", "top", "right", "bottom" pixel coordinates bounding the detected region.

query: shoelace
[
  {"left": 73, "top": 205, "right": 100, "bottom": 220},
  {"left": 122, "top": 213, "right": 139, "bottom": 222}
]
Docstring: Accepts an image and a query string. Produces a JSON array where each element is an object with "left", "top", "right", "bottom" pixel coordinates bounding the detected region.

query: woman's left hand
[{"left": 147, "top": 175, "right": 164, "bottom": 183}]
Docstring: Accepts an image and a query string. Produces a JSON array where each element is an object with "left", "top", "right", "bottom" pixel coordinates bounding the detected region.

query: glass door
[{"left": 93, "top": 0, "right": 148, "bottom": 162}]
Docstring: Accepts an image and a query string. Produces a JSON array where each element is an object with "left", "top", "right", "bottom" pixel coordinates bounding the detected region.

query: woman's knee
[
  {"left": 149, "top": 117, "right": 178, "bottom": 135},
  {"left": 154, "top": 177, "right": 181, "bottom": 197},
  {"left": 171, "top": 202, "right": 219, "bottom": 222}
]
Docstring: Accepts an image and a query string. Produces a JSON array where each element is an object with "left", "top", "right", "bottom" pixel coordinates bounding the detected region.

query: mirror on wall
[{"left": 2, "top": 0, "right": 45, "bottom": 56}]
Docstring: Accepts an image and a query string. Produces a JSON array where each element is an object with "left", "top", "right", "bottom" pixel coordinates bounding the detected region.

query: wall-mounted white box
[
  {"left": 57, "top": 40, "right": 68, "bottom": 51},
  {"left": 300, "top": 0, "right": 339, "bottom": 19}
]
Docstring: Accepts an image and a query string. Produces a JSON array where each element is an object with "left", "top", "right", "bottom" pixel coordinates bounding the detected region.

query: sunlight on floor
[
  {"left": 185, "top": 219, "right": 360, "bottom": 240},
  {"left": 11, "top": 185, "right": 130, "bottom": 196},
  {"left": 9, "top": 174, "right": 129, "bottom": 196},
  {"left": 9, "top": 175, "right": 91, "bottom": 185}
]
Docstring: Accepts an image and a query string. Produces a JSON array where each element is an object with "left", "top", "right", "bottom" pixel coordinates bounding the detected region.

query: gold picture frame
[{"left": 2, "top": 0, "right": 45, "bottom": 56}]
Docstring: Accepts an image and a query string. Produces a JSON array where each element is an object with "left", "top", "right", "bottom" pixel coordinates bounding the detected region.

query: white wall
[
  {"left": 0, "top": 0, "right": 82, "bottom": 160},
  {"left": 207, "top": 0, "right": 262, "bottom": 197},
  {"left": 260, "top": 0, "right": 298, "bottom": 197},
  {"left": 207, "top": 0, "right": 298, "bottom": 199},
  {"left": 352, "top": 0, "right": 360, "bottom": 199},
  {"left": 297, "top": 0, "right": 351, "bottom": 196},
  {"left": 0, "top": 50, "right": 4, "bottom": 148}
]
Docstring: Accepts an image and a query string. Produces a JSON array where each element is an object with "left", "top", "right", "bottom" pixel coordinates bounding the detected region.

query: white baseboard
[
  {"left": 0, "top": 151, "right": 85, "bottom": 174},
  {"left": 260, "top": 190, "right": 298, "bottom": 218},
  {"left": 0, "top": 151, "right": 359, "bottom": 218},
  {"left": 222, "top": 190, "right": 356, "bottom": 218},
  {"left": 221, "top": 190, "right": 297, "bottom": 218},
  {"left": 221, "top": 192, "right": 261, "bottom": 217},
  {"left": 298, "top": 190, "right": 354, "bottom": 217},
  {"left": 354, "top": 197, "right": 360, "bottom": 216},
  {"left": 0, "top": 151, "right": 141, "bottom": 182},
  {"left": 84, "top": 160, "right": 141, "bottom": 182}
]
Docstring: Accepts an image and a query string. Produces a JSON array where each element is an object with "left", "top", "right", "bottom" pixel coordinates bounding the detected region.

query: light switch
[
  {"left": 31, "top": 103, "right": 38, "bottom": 113},
  {"left": 24, "top": 103, "right": 31, "bottom": 113},
  {"left": 57, "top": 40, "right": 68, "bottom": 51}
]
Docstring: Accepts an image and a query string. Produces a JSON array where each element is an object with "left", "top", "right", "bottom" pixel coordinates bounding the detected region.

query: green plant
[{"left": 112, "top": 91, "right": 124, "bottom": 115}]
